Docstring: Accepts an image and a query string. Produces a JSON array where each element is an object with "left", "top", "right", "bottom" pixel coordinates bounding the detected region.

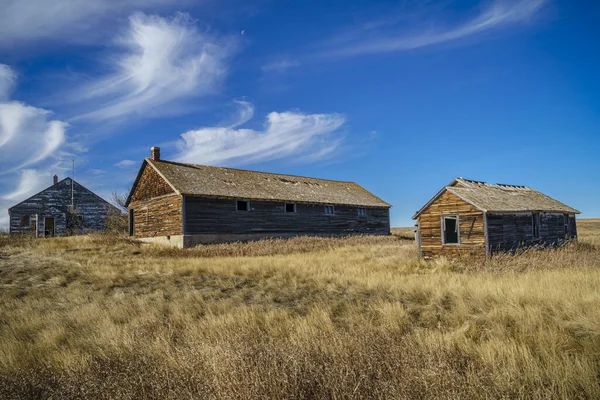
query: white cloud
[
  {"left": 0, "top": 65, "right": 67, "bottom": 174},
  {"left": 0, "top": 64, "right": 17, "bottom": 100},
  {"left": 114, "top": 160, "right": 137, "bottom": 168},
  {"left": 262, "top": 59, "right": 301, "bottom": 73},
  {"left": 175, "top": 104, "right": 346, "bottom": 166},
  {"left": 0, "top": 168, "right": 61, "bottom": 230},
  {"left": 319, "top": 0, "right": 548, "bottom": 59},
  {"left": 0, "top": 65, "right": 68, "bottom": 229},
  {"left": 2, "top": 169, "right": 51, "bottom": 202},
  {"left": 71, "top": 12, "right": 235, "bottom": 122},
  {"left": 0, "top": 0, "right": 185, "bottom": 46}
]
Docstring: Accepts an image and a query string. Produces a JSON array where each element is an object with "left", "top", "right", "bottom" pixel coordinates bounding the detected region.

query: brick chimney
[
  {"left": 53, "top": 175, "right": 58, "bottom": 185},
  {"left": 151, "top": 146, "right": 161, "bottom": 161}
]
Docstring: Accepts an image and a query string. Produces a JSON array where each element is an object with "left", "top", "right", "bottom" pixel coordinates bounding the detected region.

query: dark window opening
[
  {"left": 237, "top": 200, "right": 249, "bottom": 211},
  {"left": 324, "top": 205, "right": 335, "bottom": 215},
  {"left": 20, "top": 215, "right": 30, "bottom": 227},
  {"left": 532, "top": 213, "right": 540, "bottom": 238},
  {"left": 358, "top": 207, "right": 367, "bottom": 217},
  {"left": 443, "top": 216, "right": 459, "bottom": 244},
  {"left": 564, "top": 214, "right": 569, "bottom": 238},
  {"left": 285, "top": 203, "right": 296, "bottom": 213}
]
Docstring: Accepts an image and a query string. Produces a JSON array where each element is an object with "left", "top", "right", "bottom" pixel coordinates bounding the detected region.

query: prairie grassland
[{"left": 0, "top": 221, "right": 599, "bottom": 399}]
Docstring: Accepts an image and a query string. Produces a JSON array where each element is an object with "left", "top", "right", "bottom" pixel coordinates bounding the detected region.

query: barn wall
[
  {"left": 130, "top": 194, "right": 182, "bottom": 238},
  {"left": 417, "top": 191, "right": 486, "bottom": 259},
  {"left": 9, "top": 179, "right": 114, "bottom": 236},
  {"left": 487, "top": 213, "right": 577, "bottom": 252},
  {"left": 183, "top": 196, "right": 390, "bottom": 236}
]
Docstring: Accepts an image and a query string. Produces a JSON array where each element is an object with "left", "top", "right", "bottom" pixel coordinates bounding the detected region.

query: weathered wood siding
[
  {"left": 130, "top": 164, "right": 175, "bottom": 203},
  {"left": 417, "top": 191, "right": 486, "bottom": 259},
  {"left": 184, "top": 196, "right": 390, "bottom": 236},
  {"left": 487, "top": 213, "right": 577, "bottom": 252},
  {"left": 130, "top": 194, "right": 182, "bottom": 237},
  {"left": 9, "top": 179, "right": 115, "bottom": 236}
]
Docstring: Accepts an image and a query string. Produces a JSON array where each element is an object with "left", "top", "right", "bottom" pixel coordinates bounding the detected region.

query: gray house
[
  {"left": 8, "top": 175, "right": 118, "bottom": 237},
  {"left": 125, "top": 147, "right": 391, "bottom": 247}
]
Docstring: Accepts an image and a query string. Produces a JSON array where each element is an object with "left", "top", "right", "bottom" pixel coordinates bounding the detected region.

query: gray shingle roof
[
  {"left": 147, "top": 159, "right": 390, "bottom": 207},
  {"left": 413, "top": 177, "right": 579, "bottom": 219}
]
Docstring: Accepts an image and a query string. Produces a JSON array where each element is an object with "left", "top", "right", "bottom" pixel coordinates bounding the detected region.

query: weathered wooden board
[
  {"left": 184, "top": 196, "right": 390, "bottom": 236},
  {"left": 416, "top": 190, "right": 486, "bottom": 259},
  {"left": 130, "top": 194, "right": 182, "bottom": 238}
]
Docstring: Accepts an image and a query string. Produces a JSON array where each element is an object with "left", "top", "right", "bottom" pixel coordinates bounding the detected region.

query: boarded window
[
  {"left": 324, "top": 205, "right": 335, "bottom": 215},
  {"left": 442, "top": 215, "right": 459, "bottom": 244},
  {"left": 358, "top": 207, "right": 367, "bottom": 217},
  {"left": 285, "top": 203, "right": 296, "bottom": 213},
  {"left": 236, "top": 200, "right": 249, "bottom": 211},
  {"left": 532, "top": 213, "right": 540, "bottom": 238},
  {"left": 20, "top": 215, "right": 30, "bottom": 227}
]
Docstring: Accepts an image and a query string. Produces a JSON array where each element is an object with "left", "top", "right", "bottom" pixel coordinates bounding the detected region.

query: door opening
[{"left": 44, "top": 217, "right": 55, "bottom": 237}]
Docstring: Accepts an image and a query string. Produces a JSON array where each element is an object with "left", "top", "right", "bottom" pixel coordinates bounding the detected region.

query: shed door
[{"left": 44, "top": 217, "right": 55, "bottom": 237}]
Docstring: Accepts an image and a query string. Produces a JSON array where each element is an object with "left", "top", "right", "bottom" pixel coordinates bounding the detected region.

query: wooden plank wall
[
  {"left": 487, "top": 213, "right": 577, "bottom": 253},
  {"left": 9, "top": 179, "right": 115, "bottom": 236},
  {"left": 130, "top": 194, "right": 182, "bottom": 238},
  {"left": 130, "top": 164, "right": 175, "bottom": 203},
  {"left": 184, "top": 196, "right": 390, "bottom": 236},
  {"left": 417, "top": 191, "right": 486, "bottom": 259}
]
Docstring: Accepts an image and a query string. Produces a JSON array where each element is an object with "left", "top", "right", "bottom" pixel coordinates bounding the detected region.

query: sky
[{"left": 0, "top": 0, "right": 599, "bottom": 229}]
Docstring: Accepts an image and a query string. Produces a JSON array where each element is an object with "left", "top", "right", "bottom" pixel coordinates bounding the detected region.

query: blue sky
[{"left": 0, "top": 0, "right": 598, "bottom": 228}]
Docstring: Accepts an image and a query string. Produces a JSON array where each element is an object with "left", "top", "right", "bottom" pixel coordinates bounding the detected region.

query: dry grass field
[{"left": 1, "top": 220, "right": 599, "bottom": 399}]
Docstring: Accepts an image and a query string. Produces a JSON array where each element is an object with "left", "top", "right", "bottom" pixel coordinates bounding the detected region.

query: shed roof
[
  {"left": 412, "top": 177, "right": 580, "bottom": 219},
  {"left": 129, "top": 158, "right": 390, "bottom": 207}
]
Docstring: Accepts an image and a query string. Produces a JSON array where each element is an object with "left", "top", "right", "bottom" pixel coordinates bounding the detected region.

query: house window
[
  {"left": 442, "top": 215, "right": 459, "bottom": 244},
  {"left": 236, "top": 200, "right": 250, "bottom": 211},
  {"left": 358, "top": 207, "right": 367, "bottom": 217},
  {"left": 532, "top": 213, "right": 540, "bottom": 238},
  {"left": 324, "top": 205, "right": 335, "bottom": 215},
  {"left": 285, "top": 203, "right": 296, "bottom": 213},
  {"left": 20, "top": 215, "right": 30, "bottom": 227},
  {"left": 564, "top": 214, "right": 569, "bottom": 238}
]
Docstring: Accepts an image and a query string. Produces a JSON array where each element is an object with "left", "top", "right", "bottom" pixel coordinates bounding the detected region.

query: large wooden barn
[
  {"left": 125, "top": 148, "right": 391, "bottom": 247},
  {"left": 413, "top": 178, "right": 580, "bottom": 259},
  {"left": 8, "top": 175, "right": 118, "bottom": 237}
]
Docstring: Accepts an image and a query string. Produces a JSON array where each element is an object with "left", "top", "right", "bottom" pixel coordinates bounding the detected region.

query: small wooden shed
[{"left": 412, "top": 178, "right": 580, "bottom": 259}]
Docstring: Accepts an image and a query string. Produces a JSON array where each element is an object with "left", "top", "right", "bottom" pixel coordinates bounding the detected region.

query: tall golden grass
[{"left": 0, "top": 220, "right": 599, "bottom": 398}]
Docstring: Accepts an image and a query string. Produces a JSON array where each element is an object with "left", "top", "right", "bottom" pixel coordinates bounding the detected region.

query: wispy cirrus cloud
[
  {"left": 70, "top": 12, "right": 236, "bottom": 122},
  {"left": 175, "top": 101, "right": 346, "bottom": 166},
  {"left": 0, "top": 64, "right": 69, "bottom": 229},
  {"left": 0, "top": 64, "right": 17, "bottom": 100},
  {"left": 0, "top": 65, "right": 67, "bottom": 174},
  {"left": 0, "top": 0, "right": 186, "bottom": 47},
  {"left": 264, "top": 0, "right": 549, "bottom": 69},
  {"left": 114, "top": 160, "right": 137, "bottom": 168}
]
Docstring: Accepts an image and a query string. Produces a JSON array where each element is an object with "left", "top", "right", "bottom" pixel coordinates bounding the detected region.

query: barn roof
[
  {"left": 132, "top": 158, "right": 390, "bottom": 207},
  {"left": 412, "top": 177, "right": 580, "bottom": 219}
]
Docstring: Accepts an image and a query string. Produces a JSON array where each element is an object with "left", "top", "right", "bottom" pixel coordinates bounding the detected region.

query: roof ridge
[{"left": 148, "top": 158, "right": 358, "bottom": 185}]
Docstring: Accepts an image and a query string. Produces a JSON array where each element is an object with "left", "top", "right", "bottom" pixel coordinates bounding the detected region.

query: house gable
[{"left": 128, "top": 161, "right": 178, "bottom": 204}]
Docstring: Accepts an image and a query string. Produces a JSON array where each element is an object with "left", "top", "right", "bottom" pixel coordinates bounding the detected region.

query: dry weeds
[{"left": 0, "top": 220, "right": 599, "bottom": 399}]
